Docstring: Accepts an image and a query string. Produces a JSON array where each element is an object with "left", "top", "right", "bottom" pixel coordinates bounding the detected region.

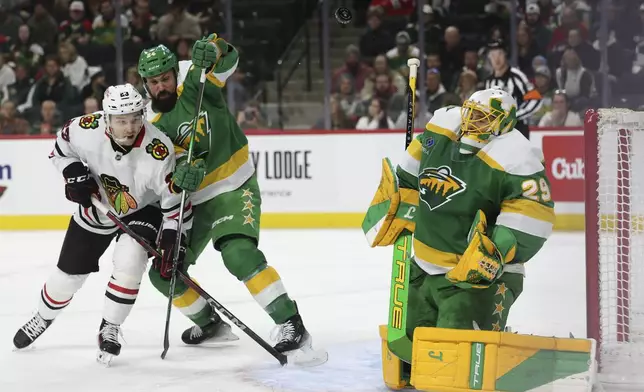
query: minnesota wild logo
[
  {"left": 78, "top": 113, "right": 102, "bottom": 129},
  {"left": 99, "top": 174, "right": 138, "bottom": 214},
  {"left": 145, "top": 138, "right": 169, "bottom": 160},
  {"left": 419, "top": 166, "right": 466, "bottom": 210},
  {"left": 176, "top": 111, "right": 211, "bottom": 155}
]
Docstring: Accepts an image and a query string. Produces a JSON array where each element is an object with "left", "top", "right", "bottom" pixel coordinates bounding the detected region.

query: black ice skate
[
  {"left": 13, "top": 312, "right": 53, "bottom": 349},
  {"left": 96, "top": 319, "right": 121, "bottom": 366},
  {"left": 272, "top": 313, "right": 328, "bottom": 367},
  {"left": 181, "top": 312, "right": 239, "bottom": 345}
]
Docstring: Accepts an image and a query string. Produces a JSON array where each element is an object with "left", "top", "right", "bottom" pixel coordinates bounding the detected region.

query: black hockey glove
[
  {"left": 62, "top": 162, "right": 99, "bottom": 208},
  {"left": 155, "top": 229, "right": 187, "bottom": 280}
]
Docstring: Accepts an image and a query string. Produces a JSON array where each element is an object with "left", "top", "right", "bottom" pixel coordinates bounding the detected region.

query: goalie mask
[
  {"left": 102, "top": 83, "right": 146, "bottom": 147},
  {"left": 459, "top": 89, "right": 517, "bottom": 154}
]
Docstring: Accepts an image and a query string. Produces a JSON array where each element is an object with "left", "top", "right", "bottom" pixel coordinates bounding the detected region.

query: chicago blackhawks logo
[
  {"left": 78, "top": 113, "right": 102, "bottom": 129},
  {"left": 99, "top": 174, "right": 138, "bottom": 214},
  {"left": 419, "top": 166, "right": 466, "bottom": 210},
  {"left": 145, "top": 138, "right": 169, "bottom": 160}
]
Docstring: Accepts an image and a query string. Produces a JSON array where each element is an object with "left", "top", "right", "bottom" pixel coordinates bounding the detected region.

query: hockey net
[{"left": 585, "top": 108, "right": 644, "bottom": 390}]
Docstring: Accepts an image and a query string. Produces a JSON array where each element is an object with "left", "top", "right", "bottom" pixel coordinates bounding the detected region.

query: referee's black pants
[{"left": 515, "top": 121, "right": 530, "bottom": 140}]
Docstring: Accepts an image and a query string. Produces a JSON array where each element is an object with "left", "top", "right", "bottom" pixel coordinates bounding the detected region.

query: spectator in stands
[
  {"left": 538, "top": 90, "right": 582, "bottom": 126},
  {"left": 426, "top": 51, "right": 441, "bottom": 73},
  {"left": 58, "top": 1, "right": 93, "bottom": 46},
  {"left": 362, "top": 73, "right": 404, "bottom": 119},
  {"left": 405, "top": 4, "right": 442, "bottom": 47},
  {"left": 458, "top": 49, "right": 487, "bottom": 90},
  {"left": 386, "top": 31, "right": 420, "bottom": 71},
  {"left": 517, "top": 23, "right": 542, "bottom": 78},
  {"left": 0, "top": 100, "right": 29, "bottom": 135},
  {"left": 359, "top": 6, "right": 394, "bottom": 63},
  {"left": 10, "top": 25, "right": 44, "bottom": 77},
  {"left": 156, "top": 0, "right": 202, "bottom": 44},
  {"left": 524, "top": 3, "right": 552, "bottom": 52},
  {"left": 336, "top": 74, "right": 361, "bottom": 126},
  {"left": 130, "top": 0, "right": 155, "bottom": 43},
  {"left": 312, "top": 95, "right": 354, "bottom": 130},
  {"left": 530, "top": 65, "right": 555, "bottom": 125},
  {"left": 439, "top": 26, "right": 464, "bottom": 90},
  {"left": 549, "top": 7, "right": 588, "bottom": 50},
  {"left": 565, "top": 27, "right": 599, "bottom": 71},
  {"left": 81, "top": 69, "right": 108, "bottom": 107},
  {"left": 31, "top": 100, "right": 63, "bottom": 135},
  {"left": 175, "top": 38, "right": 192, "bottom": 61},
  {"left": 455, "top": 69, "right": 479, "bottom": 104},
  {"left": 555, "top": 47, "right": 595, "bottom": 110},
  {"left": 83, "top": 96, "right": 99, "bottom": 114},
  {"left": 31, "top": 55, "right": 76, "bottom": 115},
  {"left": 425, "top": 68, "right": 448, "bottom": 115},
  {"left": 0, "top": 56, "right": 16, "bottom": 98},
  {"left": 0, "top": 4, "right": 22, "bottom": 43},
  {"left": 59, "top": 42, "right": 89, "bottom": 93},
  {"left": 394, "top": 93, "right": 432, "bottom": 129},
  {"left": 125, "top": 66, "right": 146, "bottom": 96},
  {"left": 361, "top": 54, "right": 405, "bottom": 100},
  {"left": 356, "top": 97, "right": 394, "bottom": 130},
  {"left": 92, "top": 0, "right": 130, "bottom": 45},
  {"left": 6, "top": 64, "right": 33, "bottom": 107},
  {"left": 554, "top": 0, "right": 592, "bottom": 28},
  {"left": 227, "top": 67, "right": 249, "bottom": 115},
  {"left": 27, "top": 3, "right": 59, "bottom": 54},
  {"left": 332, "top": 44, "right": 371, "bottom": 93}
]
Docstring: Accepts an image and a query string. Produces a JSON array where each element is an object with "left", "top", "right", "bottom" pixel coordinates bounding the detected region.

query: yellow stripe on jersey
[
  {"left": 426, "top": 123, "right": 458, "bottom": 142},
  {"left": 413, "top": 238, "right": 460, "bottom": 268},
  {"left": 245, "top": 266, "right": 280, "bottom": 295},
  {"left": 199, "top": 144, "right": 250, "bottom": 190},
  {"left": 407, "top": 138, "right": 423, "bottom": 161},
  {"left": 500, "top": 199, "right": 555, "bottom": 224},
  {"left": 476, "top": 150, "right": 505, "bottom": 172}
]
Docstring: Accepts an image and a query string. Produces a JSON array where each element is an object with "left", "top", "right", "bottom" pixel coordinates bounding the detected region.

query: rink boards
[{"left": 0, "top": 128, "right": 590, "bottom": 230}]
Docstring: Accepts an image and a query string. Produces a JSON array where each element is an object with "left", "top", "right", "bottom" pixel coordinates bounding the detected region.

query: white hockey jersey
[{"left": 49, "top": 111, "right": 193, "bottom": 235}]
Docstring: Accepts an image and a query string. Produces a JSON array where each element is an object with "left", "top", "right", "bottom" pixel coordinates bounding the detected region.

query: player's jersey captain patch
[{"left": 419, "top": 166, "right": 466, "bottom": 210}]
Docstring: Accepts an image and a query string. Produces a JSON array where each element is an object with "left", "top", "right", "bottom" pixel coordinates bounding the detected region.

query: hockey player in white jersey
[{"left": 12, "top": 83, "right": 192, "bottom": 365}]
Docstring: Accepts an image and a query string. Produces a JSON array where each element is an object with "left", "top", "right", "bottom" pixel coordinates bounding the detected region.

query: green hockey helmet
[{"left": 137, "top": 44, "right": 179, "bottom": 79}]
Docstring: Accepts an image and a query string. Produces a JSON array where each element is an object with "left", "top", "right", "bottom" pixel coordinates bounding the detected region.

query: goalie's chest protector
[{"left": 414, "top": 115, "right": 505, "bottom": 262}]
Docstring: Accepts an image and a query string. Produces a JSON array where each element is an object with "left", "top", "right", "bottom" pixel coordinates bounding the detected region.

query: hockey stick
[
  {"left": 90, "top": 197, "right": 289, "bottom": 366},
  {"left": 161, "top": 68, "right": 208, "bottom": 359},
  {"left": 386, "top": 58, "right": 420, "bottom": 363}
]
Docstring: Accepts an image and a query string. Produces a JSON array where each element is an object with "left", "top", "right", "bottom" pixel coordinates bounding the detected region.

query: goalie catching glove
[
  {"left": 446, "top": 210, "right": 517, "bottom": 289},
  {"left": 362, "top": 158, "right": 418, "bottom": 247}
]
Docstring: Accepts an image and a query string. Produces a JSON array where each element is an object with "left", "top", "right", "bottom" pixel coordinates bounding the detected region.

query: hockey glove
[
  {"left": 363, "top": 158, "right": 418, "bottom": 247},
  {"left": 62, "top": 162, "right": 99, "bottom": 208},
  {"left": 172, "top": 158, "right": 206, "bottom": 192},
  {"left": 446, "top": 210, "right": 517, "bottom": 289},
  {"left": 155, "top": 229, "right": 187, "bottom": 280},
  {"left": 191, "top": 33, "right": 226, "bottom": 69}
]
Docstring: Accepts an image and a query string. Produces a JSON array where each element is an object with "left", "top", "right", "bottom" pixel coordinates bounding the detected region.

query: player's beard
[{"left": 151, "top": 90, "right": 178, "bottom": 113}]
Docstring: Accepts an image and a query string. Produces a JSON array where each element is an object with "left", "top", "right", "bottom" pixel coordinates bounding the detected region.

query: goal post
[{"left": 584, "top": 108, "right": 644, "bottom": 389}]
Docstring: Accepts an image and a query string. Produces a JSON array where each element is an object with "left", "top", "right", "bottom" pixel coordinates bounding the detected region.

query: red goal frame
[{"left": 584, "top": 109, "right": 633, "bottom": 369}]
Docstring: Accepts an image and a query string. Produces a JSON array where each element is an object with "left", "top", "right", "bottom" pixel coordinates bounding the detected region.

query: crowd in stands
[{"left": 322, "top": 0, "right": 644, "bottom": 130}]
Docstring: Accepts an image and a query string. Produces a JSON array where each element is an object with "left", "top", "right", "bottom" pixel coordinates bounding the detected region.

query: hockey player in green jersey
[
  {"left": 363, "top": 88, "right": 555, "bottom": 364},
  {"left": 137, "top": 36, "right": 326, "bottom": 363}
]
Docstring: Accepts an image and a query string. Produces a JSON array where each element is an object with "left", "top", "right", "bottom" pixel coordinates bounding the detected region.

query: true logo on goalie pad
[
  {"left": 99, "top": 174, "right": 138, "bottom": 214},
  {"left": 418, "top": 166, "right": 466, "bottom": 210}
]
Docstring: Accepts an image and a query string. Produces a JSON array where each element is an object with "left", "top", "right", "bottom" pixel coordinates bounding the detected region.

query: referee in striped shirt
[{"left": 484, "top": 39, "right": 542, "bottom": 139}]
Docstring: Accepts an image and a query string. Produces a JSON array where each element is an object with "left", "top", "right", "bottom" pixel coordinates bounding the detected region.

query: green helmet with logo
[{"left": 137, "top": 44, "right": 178, "bottom": 79}]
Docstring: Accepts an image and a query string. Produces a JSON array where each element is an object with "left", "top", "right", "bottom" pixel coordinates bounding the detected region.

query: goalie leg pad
[
  {"left": 379, "top": 325, "right": 409, "bottom": 390},
  {"left": 409, "top": 327, "right": 596, "bottom": 392}
]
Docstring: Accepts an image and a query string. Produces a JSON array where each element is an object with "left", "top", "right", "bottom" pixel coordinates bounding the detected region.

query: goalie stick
[
  {"left": 386, "top": 58, "right": 420, "bottom": 362},
  {"left": 90, "top": 196, "right": 289, "bottom": 366}
]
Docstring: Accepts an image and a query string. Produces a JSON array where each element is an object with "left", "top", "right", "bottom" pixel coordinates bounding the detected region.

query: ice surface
[{"left": 0, "top": 229, "right": 585, "bottom": 392}]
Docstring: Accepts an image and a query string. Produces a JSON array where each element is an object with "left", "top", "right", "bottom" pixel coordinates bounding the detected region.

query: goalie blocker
[{"left": 379, "top": 325, "right": 596, "bottom": 391}]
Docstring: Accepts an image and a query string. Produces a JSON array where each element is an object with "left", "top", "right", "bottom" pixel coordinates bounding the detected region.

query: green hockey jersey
[
  {"left": 396, "top": 107, "right": 555, "bottom": 275},
  {"left": 147, "top": 53, "right": 254, "bottom": 205}
]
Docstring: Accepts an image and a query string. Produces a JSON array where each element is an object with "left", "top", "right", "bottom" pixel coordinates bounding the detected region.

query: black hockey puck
[{"left": 335, "top": 7, "right": 352, "bottom": 25}]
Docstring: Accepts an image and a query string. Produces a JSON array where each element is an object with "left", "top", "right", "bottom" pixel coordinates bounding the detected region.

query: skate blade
[
  {"left": 185, "top": 333, "right": 241, "bottom": 346},
  {"left": 286, "top": 346, "right": 329, "bottom": 367},
  {"left": 96, "top": 350, "right": 115, "bottom": 367}
]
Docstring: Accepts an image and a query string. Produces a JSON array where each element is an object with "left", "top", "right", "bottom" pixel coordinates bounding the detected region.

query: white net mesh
[{"left": 594, "top": 108, "right": 644, "bottom": 388}]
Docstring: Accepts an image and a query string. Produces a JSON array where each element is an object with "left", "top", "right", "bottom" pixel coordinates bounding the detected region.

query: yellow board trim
[
  {"left": 245, "top": 266, "right": 280, "bottom": 296},
  {"left": 0, "top": 213, "right": 593, "bottom": 231},
  {"left": 501, "top": 199, "right": 556, "bottom": 224}
]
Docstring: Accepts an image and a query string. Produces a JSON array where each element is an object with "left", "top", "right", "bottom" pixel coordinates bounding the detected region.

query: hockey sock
[
  {"left": 172, "top": 282, "right": 213, "bottom": 327},
  {"left": 38, "top": 268, "right": 89, "bottom": 321},
  {"left": 103, "top": 274, "right": 140, "bottom": 325}
]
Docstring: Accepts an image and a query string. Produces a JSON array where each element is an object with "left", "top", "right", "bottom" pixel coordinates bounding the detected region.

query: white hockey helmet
[
  {"left": 103, "top": 83, "right": 146, "bottom": 146},
  {"left": 461, "top": 88, "right": 517, "bottom": 137}
]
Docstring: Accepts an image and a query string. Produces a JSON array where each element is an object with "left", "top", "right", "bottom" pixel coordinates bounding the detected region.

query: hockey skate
[
  {"left": 96, "top": 319, "right": 122, "bottom": 366},
  {"left": 181, "top": 312, "right": 239, "bottom": 345},
  {"left": 272, "top": 313, "right": 328, "bottom": 367},
  {"left": 13, "top": 312, "right": 53, "bottom": 350}
]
